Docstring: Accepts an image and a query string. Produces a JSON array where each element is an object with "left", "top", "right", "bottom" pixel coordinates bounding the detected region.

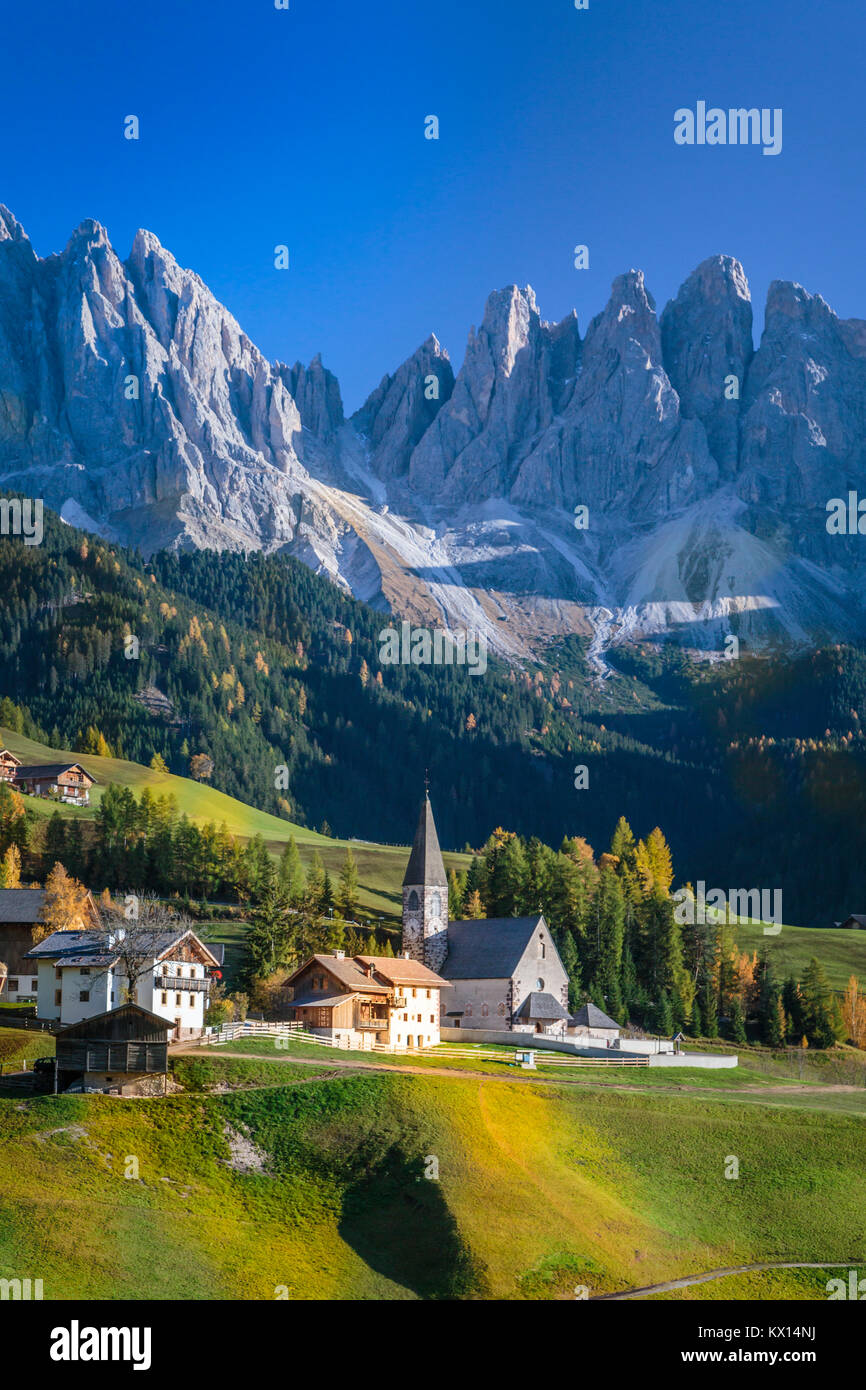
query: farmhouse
[
  {"left": 12, "top": 761, "right": 95, "bottom": 806},
  {"left": 402, "top": 794, "right": 570, "bottom": 1035},
  {"left": 52, "top": 1003, "right": 171, "bottom": 1096},
  {"left": 838, "top": 914, "right": 866, "bottom": 930},
  {"left": 26, "top": 926, "right": 220, "bottom": 1038},
  {"left": 0, "top": 886, "right": 99, "bottom": 1003},
  {"left": 284, "top": 950, "right": 449, "bottom": 1049},
  {"left": 0, "top": 748, "right": 21, "bottom": 781}
]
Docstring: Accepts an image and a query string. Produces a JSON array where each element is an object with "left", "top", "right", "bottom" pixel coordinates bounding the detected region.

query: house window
[
  {"left": 426, "top": 989, "right": 431, "bottom": 999},
  {"left": 430, "top": 891, "right": 441, "bottom": 918},
  {"left": 54, "top": 990, "right": 62, "bottom": 1006},
  {"left": 465, "top": 1003, "right": 472, "bottom": 1016},
  {"left": 161, "top": 992, "right": 167, "bottom": 1005},
  {"left": 498, "top": 1002, "right": 506, "bottom": 1016},
  {"left": 188, "top": 994, "right": 195, "bottom": 1007},
  {"left": 162, "top": 965, "right": 169, "bottom": 976},
  {"left": 79, "top": 967, "right": 90, "bottom": 976},
  {"left": 31, "top": 978, "right": 38, "bottom": 991},
  {"left": 79, "top": 990, "right": 90, "bottom": 1002},
  {"left": 175, "top": 994, "right": 181, "bottom": 1005},
  {"left": 55, "top": 968, "right": 62, "bottom": 980},
  {"left": 539, "top": 940, "right": 546, "bottom": 959},
  {"left": 7, "top": 977, "right": 18, "bottom": 992},
  {"left": 430, "top": 1015, "right": 435, "bottom": 1023}
]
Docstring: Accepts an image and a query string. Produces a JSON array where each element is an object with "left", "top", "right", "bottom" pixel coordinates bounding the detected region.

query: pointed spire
[{"left": 402, "top": 790, "right": 447, "bottom": 888}]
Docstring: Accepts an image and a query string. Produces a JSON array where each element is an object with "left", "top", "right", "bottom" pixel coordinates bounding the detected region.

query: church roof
[
  {"left": 438, "top": 916, "right": 545, "bottom": 980},
  {"left": 402, "top": 795, "right": 447, "bottom": 888},
  {"left": 570, "top": 1002, "right": 620, "bottom": 1031},
  {"left": 515, "top": 991, "right": 568, "bottom": 1021}
]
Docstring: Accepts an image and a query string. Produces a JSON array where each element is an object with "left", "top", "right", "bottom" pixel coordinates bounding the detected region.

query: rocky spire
[
  {"left": 660, "top": 254, "right": 753, "bottom": 478},
  {"left": 353, "top": 333, "right": 453, "bottom": 478}
]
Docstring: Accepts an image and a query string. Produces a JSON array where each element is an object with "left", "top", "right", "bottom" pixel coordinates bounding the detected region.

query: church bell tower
[{"left": 402, "top": 790, "right": 448, "bottom": 972}]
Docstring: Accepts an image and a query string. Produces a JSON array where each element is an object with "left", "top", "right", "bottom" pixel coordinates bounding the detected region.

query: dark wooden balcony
[{"left": 157, "top": 976, "right": 209, "bottom": 993}]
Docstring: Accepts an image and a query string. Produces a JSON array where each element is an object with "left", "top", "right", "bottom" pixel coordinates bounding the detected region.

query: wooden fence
[{"left": 182, "top": 1021, "right": 650, "bottom": 1067}]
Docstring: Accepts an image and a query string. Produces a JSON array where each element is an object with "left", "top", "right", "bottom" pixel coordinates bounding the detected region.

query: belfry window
[{"left": 408, "top": 890, "right": 420, "bottom": 911}]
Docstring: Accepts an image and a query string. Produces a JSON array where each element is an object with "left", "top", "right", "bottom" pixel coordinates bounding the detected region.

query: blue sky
[{"left": 1, "top": 0, "right": 863, "bottom": 411}]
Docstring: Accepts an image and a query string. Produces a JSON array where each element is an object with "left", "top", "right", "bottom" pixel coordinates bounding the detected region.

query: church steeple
[{"left": 402, "top": 791, "right": 448, "bottom": 971}]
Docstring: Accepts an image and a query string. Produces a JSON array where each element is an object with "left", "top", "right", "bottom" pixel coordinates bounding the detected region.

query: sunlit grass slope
[
  {"left": 0, "top": 1071, "right": 863, "bottom": 1301},
  {"left": 0, "top": 726, "right": 470, "bottom": 917}
]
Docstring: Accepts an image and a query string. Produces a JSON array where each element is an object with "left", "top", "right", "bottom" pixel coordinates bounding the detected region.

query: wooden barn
[{"left": 53, "top": 1003, "right": 171, "bottom": 1096}]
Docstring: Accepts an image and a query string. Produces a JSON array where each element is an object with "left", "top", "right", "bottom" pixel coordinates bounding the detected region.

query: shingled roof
[
  {"left": 355, "top": 955, "right": 449, "bottom": 987},
  {"left": 0, "top": 888, "right": 46, "bottom": 924},
  {"left": 438, "top": 916, "right": 545, "bottom": 980},
  {"left": 570, "top": 1002, "right": 620, "bottom": 1031},
  {"left": 515, "top": 991, "right": 568, "bottom": 1021},
  {"left": 13, "top": 762, "right": 95, "bottom": 783},
  {"left": 402, "top": 795, "right": 447, "bottom": 889}
]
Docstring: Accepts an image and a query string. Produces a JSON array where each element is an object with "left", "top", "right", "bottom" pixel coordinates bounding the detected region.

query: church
[{"left": 402, "top": 794, "right": 570, "bottom": 1036}]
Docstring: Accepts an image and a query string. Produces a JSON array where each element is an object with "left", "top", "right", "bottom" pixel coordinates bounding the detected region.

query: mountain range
[{"left": 2, "top": 202, "right": 865, "bottom": 665}]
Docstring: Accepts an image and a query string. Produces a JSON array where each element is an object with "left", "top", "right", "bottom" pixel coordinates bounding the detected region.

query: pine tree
[
  {"left": 558, "top": 929, "right": 582, "bottom": 1013},
  {"left": 729, "top": 997, "right": 747, "bottom": 1045},
  {"left": 691, "top": 995, "right": 703, "bottom": 1038},
  {"left": 800, "top": 957, "right": 837, "bottom": 1048},
  {"left": 278, "top": 836, "right": 306, "bottom": 904},
  {"left": 447, "top": 868, "right": 464, "bottom": 919},
  {"left": 305, "top": 851, "right": 326, "bottom": 914},
  {"left": 337, "top": 848, "right": 359, "bottom": 919},
  {"left": 701, "top": 976, "right": 719, "bottom": 1038}
]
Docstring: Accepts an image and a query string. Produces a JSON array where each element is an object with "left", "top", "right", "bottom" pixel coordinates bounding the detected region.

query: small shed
[{"left": 53, "top": 1003, "right": 170, "bottom": 1096}]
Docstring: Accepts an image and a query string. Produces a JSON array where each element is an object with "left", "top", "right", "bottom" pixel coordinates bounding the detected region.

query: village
[{"left": 0, "top": 767, "right": 737, "bottom": 1097}]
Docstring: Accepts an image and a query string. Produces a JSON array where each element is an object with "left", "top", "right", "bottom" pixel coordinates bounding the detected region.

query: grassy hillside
[
  {"left": 0, "top": 1070, "right": 864, "bottom": 1300},
  {"left": 1, "top": 725, "right": 470, "bottom": 919},
  {"left": 733, "top": 918, "right": 866, "bottom": 992}
]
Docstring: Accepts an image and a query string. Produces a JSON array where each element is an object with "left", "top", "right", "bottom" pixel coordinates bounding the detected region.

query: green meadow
[
  {"left": 0, "top": 726, "right": 470, "bottom": 919},
  {"left": 1, "top": 1068, "right": 864, "bottom": 1300}
]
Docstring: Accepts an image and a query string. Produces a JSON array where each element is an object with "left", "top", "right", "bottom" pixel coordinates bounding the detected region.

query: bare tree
[{"left": 92, "top": 895, "right": 197, "bottom": 1003}]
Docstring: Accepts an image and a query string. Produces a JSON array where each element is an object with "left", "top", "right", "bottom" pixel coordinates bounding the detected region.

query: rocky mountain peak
[
  {"left": 660, "top": 253, "right": 754, "bottom": 476},
  {"left": 0, "top": 204, "right": 29, "bottom": 245}
]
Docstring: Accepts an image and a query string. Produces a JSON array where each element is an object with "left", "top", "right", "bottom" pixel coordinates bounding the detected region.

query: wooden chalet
[{"left": 12, "top": 761, "right": 95, "bottom": 806}]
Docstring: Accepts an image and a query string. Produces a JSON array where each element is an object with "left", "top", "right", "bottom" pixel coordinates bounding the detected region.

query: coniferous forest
[{"left": 2, "top": 500, "right": 866, "bottom": 926}]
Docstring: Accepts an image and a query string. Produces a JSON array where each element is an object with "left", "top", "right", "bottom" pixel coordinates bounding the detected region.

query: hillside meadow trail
[{"left": 591, "top": 1261, "right": 864, "bottom": 1300}]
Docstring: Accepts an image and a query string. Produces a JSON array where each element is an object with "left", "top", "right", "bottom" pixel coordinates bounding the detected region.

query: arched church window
[
  {"left": 481, "top": 1003, "right": 489, "bottom": 1017},
  {"left": 430, "top": 891, "right": 441, "bottom": 918},
  {"left": 408, "top": 890, "right": 419, "bottom": 911},
  {"left": 498, "top": 1002, "right": 506, "bottom": 1016},
  {"left": 536, "top": 978, "right": 545, "bottom": 990}
]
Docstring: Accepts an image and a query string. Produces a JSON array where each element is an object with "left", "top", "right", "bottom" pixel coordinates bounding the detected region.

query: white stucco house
[{"left": 26, "top": 926, "right": 221, "bottom": 1039}]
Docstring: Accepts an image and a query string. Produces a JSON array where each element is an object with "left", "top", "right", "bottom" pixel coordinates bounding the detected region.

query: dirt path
[
  {"left": 592, "top": 1261, "right": 863, "bottom": 1300},
  {"left": 170, "top": 1046, "right": 866, "bottom": 1102}
]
